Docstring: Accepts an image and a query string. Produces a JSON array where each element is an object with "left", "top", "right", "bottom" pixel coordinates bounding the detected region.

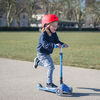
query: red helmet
[{"left": 41, "top": 14, "right": 59, "bottom": 27}]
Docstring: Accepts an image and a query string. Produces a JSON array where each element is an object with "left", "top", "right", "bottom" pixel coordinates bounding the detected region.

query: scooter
[{"left": 37, "top": 44, "right": 73, "bottom": 96}]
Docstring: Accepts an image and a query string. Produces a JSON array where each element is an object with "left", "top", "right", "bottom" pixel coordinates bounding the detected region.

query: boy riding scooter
[{"left": 33, "top": 14, "right": 68, "bottom": 88}]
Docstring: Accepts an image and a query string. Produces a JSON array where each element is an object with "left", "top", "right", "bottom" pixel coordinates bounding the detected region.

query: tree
[
  {"left": 85, "top": 0, "right": 100, "bottom": 28},
  {"left": 56, "top": 0, "right": 84, "bottom": 28},
  {"left": 0, "top": 0, "right": 37, "bottom": 27},
  {"left": 71, "top": 0, "right": 85, "bottom": 29},
  {"left": 1, "top": 0, "right": 17, "bottom": 27},
  {"left": 92, "top": 1, "right": 100, "bottom": 27}
]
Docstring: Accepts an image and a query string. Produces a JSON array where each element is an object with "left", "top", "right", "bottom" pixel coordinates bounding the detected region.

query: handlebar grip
[{"left": 54, "top": 44, "right": 69, "bottom": 48}]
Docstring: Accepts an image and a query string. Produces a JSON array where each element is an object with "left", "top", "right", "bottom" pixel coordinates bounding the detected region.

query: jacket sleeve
[
  {"left": 54, "top": 33, "right": 64, "bottom": 45},
  {"left": 41, "top": 35, "right": 54, "bottom": 52}
]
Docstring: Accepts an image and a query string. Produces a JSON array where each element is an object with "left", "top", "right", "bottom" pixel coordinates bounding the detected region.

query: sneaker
[
  {"left": 46, "top": 83, "right": 58, "bottom": 88},
  {"left": 33, "top": 57, "right": 40, "bottom": 68}
]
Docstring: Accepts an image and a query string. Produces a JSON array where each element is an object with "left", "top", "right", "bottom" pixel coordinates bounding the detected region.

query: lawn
[{"left": 0, "top": 31, "right": 100, "bottom": 69}]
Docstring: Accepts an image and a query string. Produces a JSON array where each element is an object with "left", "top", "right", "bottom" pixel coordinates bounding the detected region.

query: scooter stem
[
  {"left": 55, "top": 44, "right": 69, "bottom": 84},
  {"left": 60, "top": 47, "right": 63, "bottom": 84}
]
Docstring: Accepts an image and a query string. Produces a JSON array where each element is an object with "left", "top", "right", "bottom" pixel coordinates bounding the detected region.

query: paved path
[{"left": 0, "top": 58, "right": 100, "bottom": 100}]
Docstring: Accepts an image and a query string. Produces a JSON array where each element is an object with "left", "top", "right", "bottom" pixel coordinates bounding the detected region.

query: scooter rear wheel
[{"left": 56, "top": 88, "right": 63, "bottom": 96}]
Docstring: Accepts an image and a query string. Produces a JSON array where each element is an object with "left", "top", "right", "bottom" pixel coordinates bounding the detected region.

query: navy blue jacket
[{"left": 37, "top": 31, "right": 63, "bottom": 54}]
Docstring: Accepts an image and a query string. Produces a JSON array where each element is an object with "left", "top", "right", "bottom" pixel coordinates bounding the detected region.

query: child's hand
[
  {"left": 56, "top": 43, "right": 62, "bottom": 48},
  {"left": 63, "top": 43, "right": 68, "bottom": 48}
]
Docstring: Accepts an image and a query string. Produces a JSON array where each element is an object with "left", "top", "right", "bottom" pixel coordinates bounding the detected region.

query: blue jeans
[{"left": 37, "top": 52, "right": 55, "bottom": 83}]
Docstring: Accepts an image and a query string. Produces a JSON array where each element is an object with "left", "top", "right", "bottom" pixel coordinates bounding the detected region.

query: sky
[{"left": 80, "top": 0, "right": 86, "bottom": 11}]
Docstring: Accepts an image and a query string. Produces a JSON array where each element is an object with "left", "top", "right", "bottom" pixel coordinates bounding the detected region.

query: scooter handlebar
[{"left": 54, "top": 44, "right": 69, "bottom": 48}]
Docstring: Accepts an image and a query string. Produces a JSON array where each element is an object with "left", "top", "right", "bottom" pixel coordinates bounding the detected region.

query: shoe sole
[{"left": 33, "top": 58, "right": 39, "bottom": 68}]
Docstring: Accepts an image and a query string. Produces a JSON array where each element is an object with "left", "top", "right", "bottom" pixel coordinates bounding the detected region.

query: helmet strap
[
  {"left": 48, "top": 28, "right": 53, "bottom": 34},
  {"left": 44, "top": 23, "right": 53, "bottom": 35}
]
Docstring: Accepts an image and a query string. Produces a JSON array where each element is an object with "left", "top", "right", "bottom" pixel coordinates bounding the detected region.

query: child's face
[{"left": 50, "top": 21, "right": 58, "bottom": 33}]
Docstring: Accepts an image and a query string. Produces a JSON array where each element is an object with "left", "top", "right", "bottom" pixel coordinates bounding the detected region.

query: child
[{"left": 33, "top": 14, "right": 67, "bottom": 88}]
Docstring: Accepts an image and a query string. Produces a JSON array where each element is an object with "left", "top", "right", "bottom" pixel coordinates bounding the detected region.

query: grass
[{"left": 0, "top": 31, "right": 100, "bottom": 70}]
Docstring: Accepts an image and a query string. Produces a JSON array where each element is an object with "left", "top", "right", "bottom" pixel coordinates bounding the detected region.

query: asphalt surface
[{"left": 0, "top": 58, "right": 100, "bottom": 100}]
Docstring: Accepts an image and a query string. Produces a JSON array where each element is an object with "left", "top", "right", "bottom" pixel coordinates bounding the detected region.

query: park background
[{"left": 0, "top": 0, "right": 100, "bottom": 69}]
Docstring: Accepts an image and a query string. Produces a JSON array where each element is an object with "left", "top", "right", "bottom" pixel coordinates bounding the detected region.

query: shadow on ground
[
  {"left": 77, "top": 87, "right": 100, "bottom": 92},
  {"left": 64, "top": 92, "right": 100, "bottom": 97},
  {"left": 61, "top": 87, "right": 100, "bottom": 97}
]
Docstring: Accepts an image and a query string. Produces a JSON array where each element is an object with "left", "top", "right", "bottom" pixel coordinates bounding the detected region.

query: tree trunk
[
  {"left": 78, "top": 10, "right": 82, "bottom": 30},
  {"left": 6, "top": 4, "right": 12, "bottom": 27}
]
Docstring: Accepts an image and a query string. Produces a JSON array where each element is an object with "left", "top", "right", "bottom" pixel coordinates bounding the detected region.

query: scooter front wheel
[{"left": 56, "top": 88, "right": 63, "bottom": 96}]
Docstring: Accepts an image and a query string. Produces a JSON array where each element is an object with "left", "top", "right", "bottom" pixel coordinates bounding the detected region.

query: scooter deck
[
  {"left": 37, "top": 83, "right": 57, "bottom": 93},
  {"left": 37, "top": 83, "right": 73, "bottom": 95}
]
